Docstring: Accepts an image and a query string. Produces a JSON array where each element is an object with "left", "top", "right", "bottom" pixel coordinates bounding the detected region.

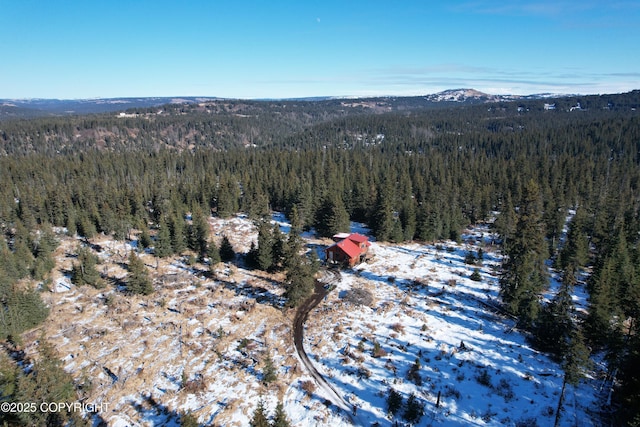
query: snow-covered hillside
[
  {"left": 426, "top": 89, "right": 495, "bottom": 102},
  {"left": 303, "top": 224, "right": 600, "bottom": 426},
  {"left": 36, "top": 216, "right": 601, "bottom": 426}
]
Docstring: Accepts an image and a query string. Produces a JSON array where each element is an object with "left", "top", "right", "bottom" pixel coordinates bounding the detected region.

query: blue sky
[{"left": 2, "top": 0, "right": 639, "bottom": 99}]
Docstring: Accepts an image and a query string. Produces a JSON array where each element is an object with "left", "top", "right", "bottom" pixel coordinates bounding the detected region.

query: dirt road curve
[{"left": 293, "top": 277, "right": 358, "bottom": 423}]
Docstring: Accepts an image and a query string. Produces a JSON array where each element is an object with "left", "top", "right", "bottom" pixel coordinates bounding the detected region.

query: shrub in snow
[
  {"left": 470, "top": 268, "right": 482, "bottom": 281},
  {"left": 495, "top": 378, "right": 515, "bottom": 402},
  {"left": 182, "top": 376, "right": 205, "bottom": 394},
  {"left": 372, "top": 341, "right": 387, "bottom": 358},
  {"left": 384, "top": 359, "right": 397, "bottom": 375},
  {"left": 357, "top": 366, "right": 372, "bottom": 379},
  {"left": 179, "top": 411, "right": 199, "bottom": 427},
  {"left": 300, "top": 380, "right": 316, "bottom": 397},
  {"left": 475, "top": 369, "right": 492, "bottom": 387},
  {"left": 238, "top": 338, "right": 249, "bottom": 351},
  {"left": 412, "top": 278, "right": 429, "bottom": 289},
  {"left": 482, "top": 405, "right": 498, "bottom": 422},
  {"left": 390, "top": 322, "right": 405, "bottom": 334},
  {"left": 406, "top": 358, "right": 422, "bottom": 385},
  {"left": 443, "top": 385, "right": 461, "bottom": 400},
  {"left": 515, "top": 416, "right": 540, "bottom": 427}
]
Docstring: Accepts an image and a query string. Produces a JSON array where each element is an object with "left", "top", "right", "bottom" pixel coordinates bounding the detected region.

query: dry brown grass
[
  {"left": 390, "top": 322, "right": 404, "bottom": 334},
  {"left": 28, "top": 226, "right": 303, "bottom": 426},
  {"left": 300, "top": 379, "right": 316, "bottom": 397}
]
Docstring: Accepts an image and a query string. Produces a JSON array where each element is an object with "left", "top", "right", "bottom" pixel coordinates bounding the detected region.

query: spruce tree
[
  {"left": 189, "top": 208, "right": 210, "bottom": 260},
  {"left": 0, "top": 351, "right": 20, "bottom": 425},
  {"left": 262, "top": 351, "right": 277, "bottom": 385},
  {"left": 585, "top": 258, "right": 621, "bottom": 347},
  {"left": 398, "top": 173, "right": 417, "bottom": 241},
  {"left": 76, "top": 212, "right": 96, "bottom": 240},
  {"left": 255, "top": 219, "right": 274, "bottom": 271},
  {"left": 170, "top": 212, "right": 187, "bottom": 255},
  {"left": 402, "top": 392, "right": 425, "bottom": 425},
  {"left": 217, "top": 173, "right": 240, "bottom": 218},
  {"left": 535, "top": 264, "right": 576, "bottom": 355},
  {"left": 314, "top": 193, "right": 349, "bottom": 238},
  {"left": 289, "top": 204, "right": 303, "bottom": 235},
  {"left": 246, "top": 241, "right": 259, "bottom": 269},
  {"left": 283, "top": 231, "right": 303, "bottom": 272},
  {"left": 555, "top": 327, "right": 591, "bottom": 427},
  {"left": 127, "top": 250, "right": 153, "bottom": 295},
  {"left": 250, "top": 399, "right": 270, "bottom": 427},
  {"left": 15, "top": 340, "right": 77, "bottom": 426},
  {"left": 209, "top": 240, "right": 221, "bottom": 266},
  {"left": 139, "top": 226, "right": 153, "bottom": 250},
  {"left": 246, "top": 189, "right": 270, "bottom": 220},
  {"left": 71, "top": 246, "right": 104, "bottom": 289},
  {"left": 372, "top": 178, "right": 396, "bottom": 242},
  {"left": 585, "top": 228, "right": 630, "bottom": 347},
  {"left": 500, "top": 180, "right": 548, "bottom": 327},
  {"left": 563, "top": 327, "right": 591, "bottom": 386},
  {"left": 615, "top": 326, "right": 640, "bottom": 425},
  {"left": 271, "top": 224, "right": 286, "bottom": 272},
  {"left": 494, "top": 192, "right": 516, "bottom": 246},
  {"left": 0, "top": 289, "right": 50, "bottom": 340},
  {"left": 558, "top": 207, "right": 589, "bottom": 271},
  {"left": 154, "top": 217, "right": 174, "bottom": 258},
  {"left": 283, "top": 253, "right": 315, "bottom": 307},
  {"left": 219, "top": 235, "right": 235, "bottom": 262},
  {"left": 272, "top": 401, "right": 291, "bottom": 427},
  {"left": 12, "top": 233, "right": 34, "bottom": 280},
  {"left": 386, "top": 387, "right": 403, "bottom": 416}
]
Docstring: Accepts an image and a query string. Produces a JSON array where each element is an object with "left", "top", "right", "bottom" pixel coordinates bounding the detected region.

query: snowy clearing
[{"left": 32, "top": 216, "right": 602, "bottom": 426}]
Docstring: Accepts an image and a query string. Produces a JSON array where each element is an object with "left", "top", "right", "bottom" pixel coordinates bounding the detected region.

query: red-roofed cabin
[{"left": 326, "top": 233, "right": 371, "bottom": 267}]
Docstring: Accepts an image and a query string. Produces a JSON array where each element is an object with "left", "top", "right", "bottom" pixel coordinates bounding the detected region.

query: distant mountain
[
  {"left": 422, "top": 88, "right": 572, "bottom": 103},
  {"left": 2, "top": 89, "right": 638, "bottom": 121},
  {"left": 426, "top": 88, "right": 497, "bottom": 102}
]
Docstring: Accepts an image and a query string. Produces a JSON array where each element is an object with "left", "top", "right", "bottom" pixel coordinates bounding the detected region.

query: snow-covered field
[
  {"left": 304, "top": 224, "right": 600, "bottom": 426},
  {"left": 35, "top": 215, "right": 601, "bottom": 426}
]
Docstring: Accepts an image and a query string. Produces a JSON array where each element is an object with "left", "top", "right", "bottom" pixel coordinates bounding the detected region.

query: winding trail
[{"left": 293, "top": 271, "right": 359, "bottom": 424}]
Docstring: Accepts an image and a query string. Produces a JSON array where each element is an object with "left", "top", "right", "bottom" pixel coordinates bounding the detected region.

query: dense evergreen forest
[{"left": 1, "top": 91, "right": 640, "bottom": 425}]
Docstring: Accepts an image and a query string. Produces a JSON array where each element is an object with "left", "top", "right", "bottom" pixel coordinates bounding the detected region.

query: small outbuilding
[{"left": 325, "top": 233, "right": 371, "bottom": 267}]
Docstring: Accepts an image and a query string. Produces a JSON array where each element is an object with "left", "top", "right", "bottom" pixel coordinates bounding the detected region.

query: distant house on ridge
[{"left": 325, "top": 233, "right": 371, "bottom": 267}]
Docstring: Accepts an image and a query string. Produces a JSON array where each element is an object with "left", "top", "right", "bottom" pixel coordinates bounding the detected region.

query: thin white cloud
[
  {"left": 351, "top": 64, "right": 640, "bottom": 95},
  {"left": 451, "top": 1, "right": 596, "bottom": 18},
  {"left": 249, "top": 63, "right": 638, "bottom": 98}
]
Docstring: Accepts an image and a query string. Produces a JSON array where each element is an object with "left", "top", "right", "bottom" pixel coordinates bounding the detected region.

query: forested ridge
[{"left": 1, "top": 90, "right": 640, "bottom": 425}]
